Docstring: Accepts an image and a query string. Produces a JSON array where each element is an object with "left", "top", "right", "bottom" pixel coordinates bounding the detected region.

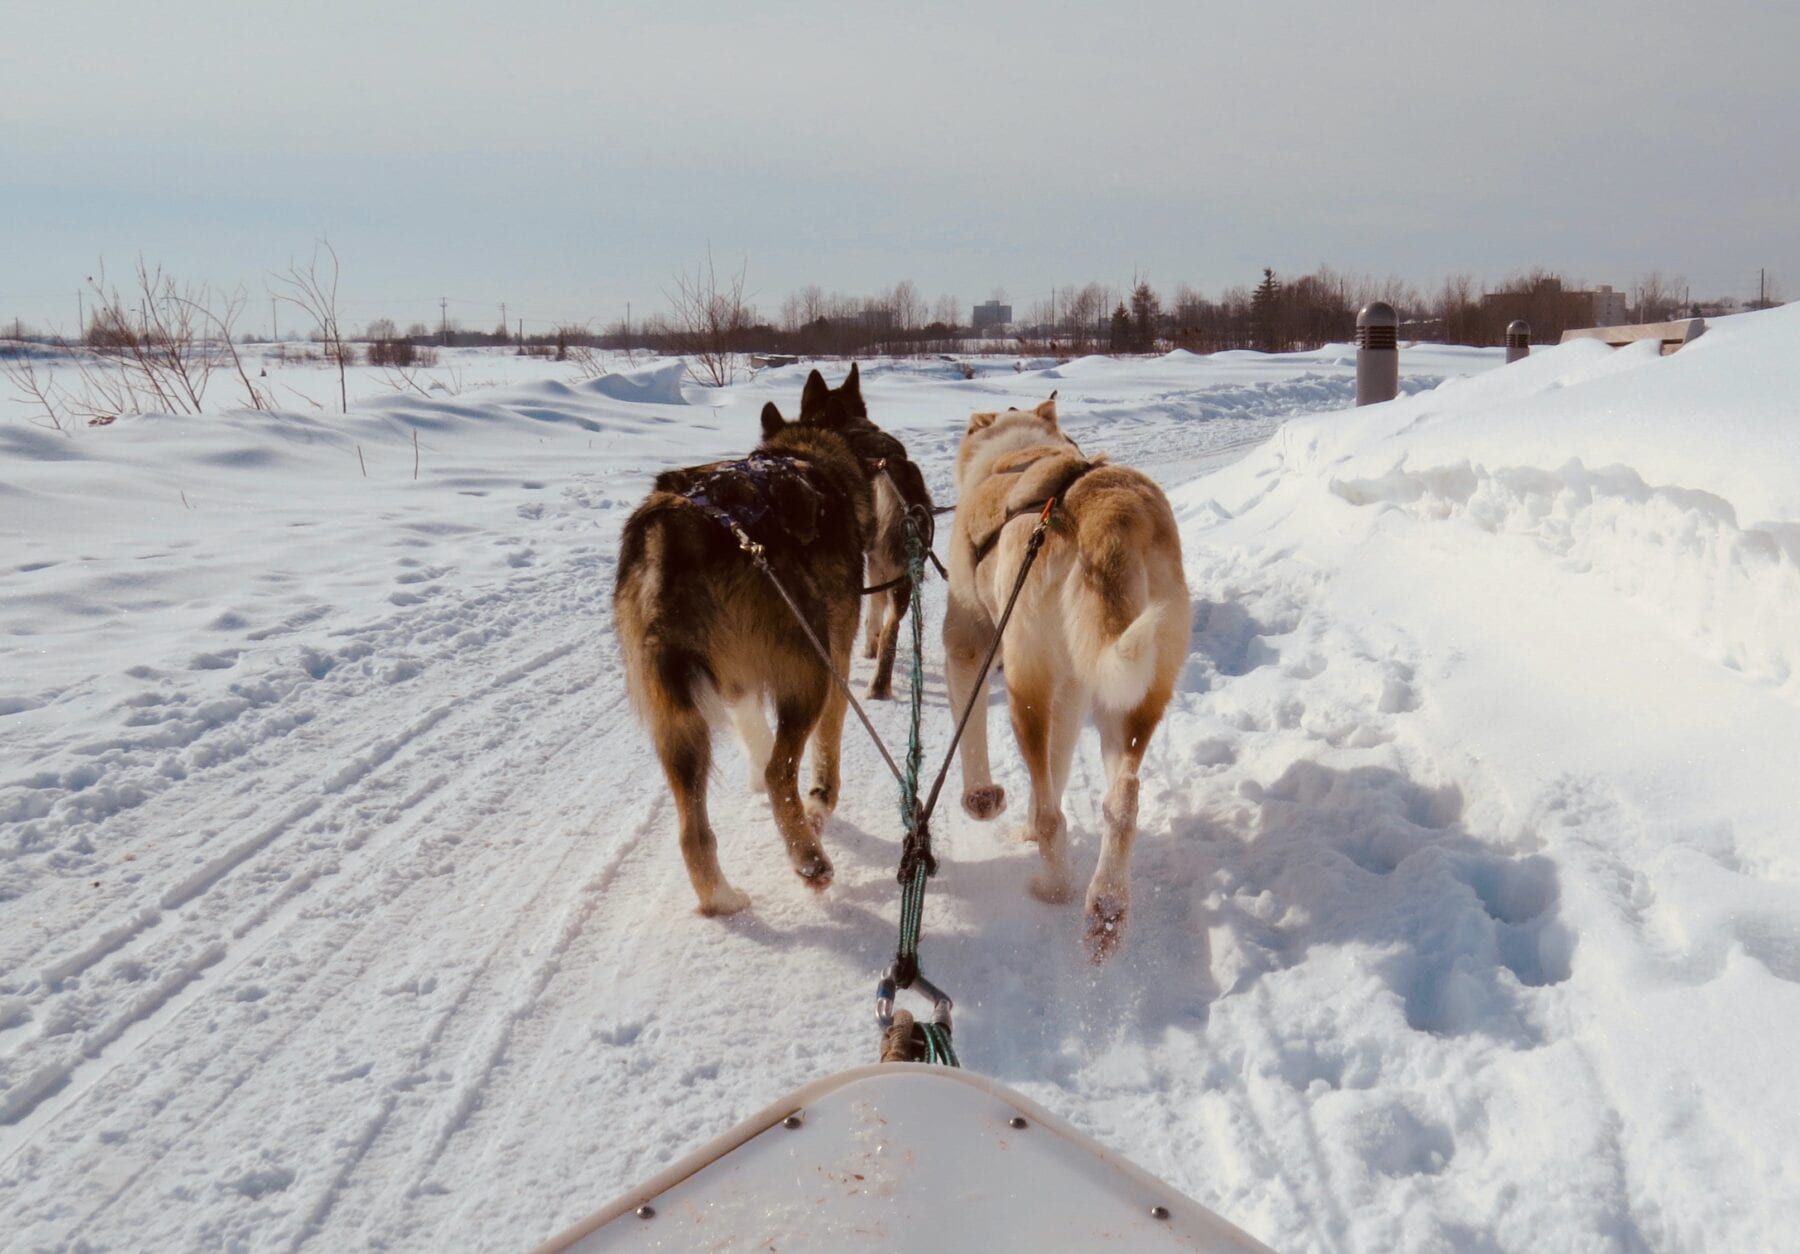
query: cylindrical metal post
[
  {"left": 1355, "top": 302, "right": 1398, "bottom": 406},
  {"left": 1505, "top": 319, "right": 1530, "bottom": 364}
]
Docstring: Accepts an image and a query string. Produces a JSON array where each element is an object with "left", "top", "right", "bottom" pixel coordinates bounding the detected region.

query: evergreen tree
[
  {"left": 1129, "top": 282, "right": 1161, "bottom": 352},
  {"left": 1251, "top": 268, "right": 1283, "bottom": 352},
  {"left": 1109, "top": 302, "right": 1132, "bottom": 353}
]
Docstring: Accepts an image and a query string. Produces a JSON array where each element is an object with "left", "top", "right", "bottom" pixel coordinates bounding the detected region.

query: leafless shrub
[
  {"left": 272, "top": 239, "right": 350, "bottom": 412},
  {"left": 554, "top": 323, "right": 606, "bottom": 379},
  {"left": 378, "top": 362, "right": 433, "bottom": 398},
  {"left": 664, "top": 249, "right": 750, "bottom": 387},
  {"left": 3, "top": 353, "right": 69, "bottom": 432},
  {"left": 367, "top": 337, "right": 422, "bottom": 367},
  {"left": 2, "top": 261, "right": 270, "bottom": 428}
]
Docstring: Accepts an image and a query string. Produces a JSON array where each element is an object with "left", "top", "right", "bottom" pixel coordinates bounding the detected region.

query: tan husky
[{"left": 944, "top": 394, "right": 1190, "bottom": 959}]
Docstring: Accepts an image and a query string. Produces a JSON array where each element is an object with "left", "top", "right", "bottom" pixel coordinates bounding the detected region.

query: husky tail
[{"left": 1068, "top": 475, "right": 1189, "bottom": 711}]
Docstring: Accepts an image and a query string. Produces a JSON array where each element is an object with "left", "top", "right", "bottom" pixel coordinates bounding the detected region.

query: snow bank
[
  {"left": 1202, "top": 308, "right": 1800, "bottom": 694},
  {"left": 1169, "top": 303, "right": 1800, "bottom": 1247}
]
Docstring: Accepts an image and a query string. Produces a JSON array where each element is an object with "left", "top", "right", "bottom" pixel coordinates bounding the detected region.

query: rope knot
[{"left": 897, "top": 812, "right": 937, "bottom": 884}]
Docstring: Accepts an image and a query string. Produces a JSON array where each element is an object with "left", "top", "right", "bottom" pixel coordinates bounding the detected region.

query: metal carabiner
[{"left": 875, "top": 964, "right": 953, "bottom": 1033}]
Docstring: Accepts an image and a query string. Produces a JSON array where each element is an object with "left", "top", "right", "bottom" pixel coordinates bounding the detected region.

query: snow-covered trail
[
  {"left": 0, "top": 356, "right": 1344, "bottom": 1248},
  {"left": 5, "top": 330, "right": 1798, "bottom": 1251}
]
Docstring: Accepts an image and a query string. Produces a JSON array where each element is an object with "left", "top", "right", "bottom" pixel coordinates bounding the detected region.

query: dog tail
[
  {"left": 1070, "top": 483, "right": 1188, "bottom": 711},
  {"left": 615, "top": 504, "right": 716, "bottom": 719},
  {"left": 1091, "top": 603, "right": 1169, "bottom": 710}
]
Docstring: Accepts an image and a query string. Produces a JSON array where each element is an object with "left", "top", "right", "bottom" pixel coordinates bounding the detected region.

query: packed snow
[{"left": 2, "top": 317, "right": 1797, "bottom": 1251}]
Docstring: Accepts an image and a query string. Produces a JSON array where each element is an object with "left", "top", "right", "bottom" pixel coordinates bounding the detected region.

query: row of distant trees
[
  {"left": 5, "top": 247, "right": 1782, "bottom": 419},
  {"left": 569, "top": 265, "right": 1764, "bottom": 364},
  {"left": 6, "top": 263, "right": 1778, "bottom": 364}
]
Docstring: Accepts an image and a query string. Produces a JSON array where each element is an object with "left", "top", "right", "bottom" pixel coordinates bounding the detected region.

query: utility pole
[
  {"left": 1760, "top": 268, "right": 1767, "bottom": 307},
  {"left": 499, "top": 301, "right": 508, "bottom": 339},
  {"left": 271, "top": 297, "right": 278, "bottom": 342},
  {"left": 440, "top": 296, "right": 449, "bottom": 347},
  {"left": 77, "top": 289, "right": 84, "bottom": 339}
]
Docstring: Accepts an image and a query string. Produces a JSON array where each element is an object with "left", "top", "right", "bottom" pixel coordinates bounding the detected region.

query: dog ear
[
  {"left": 966, "top": 410, "right": 998, "bottom": 433},
  {"left": 1035, "top": 392, "right": 1058, "bottom": 422},
  {"left": 801, "top": 369, "right": 829, "bottom": 416},
  {"left": 842, "top": 362, "right": 863, "bottom": 405},
  {"left": 761, "top": 402, "right": 787, "bottom": 439}
]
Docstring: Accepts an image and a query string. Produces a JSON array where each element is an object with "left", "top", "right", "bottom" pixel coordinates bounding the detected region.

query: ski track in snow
[{"left": 4, "top": 337, "right": 1799, "bottom": 1250}]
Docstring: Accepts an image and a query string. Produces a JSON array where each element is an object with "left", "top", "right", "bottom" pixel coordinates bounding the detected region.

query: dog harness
[
  {"left": 968, "top": 456, "right": 1099, "bottom": 567},
  {"left": 668, "top": 453, "right": 828, "bottom": 546}
]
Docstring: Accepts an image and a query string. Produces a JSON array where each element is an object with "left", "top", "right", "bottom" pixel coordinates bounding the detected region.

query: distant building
[
  {"left": 1480, "top": 278, "right": 1633, "bottom": 339},
  {"left": 971, "top": 301, "right": 1012, "bottom": 333},
  {"left": 1589, "top": 284, "right": 1628, "bottom": 327}
]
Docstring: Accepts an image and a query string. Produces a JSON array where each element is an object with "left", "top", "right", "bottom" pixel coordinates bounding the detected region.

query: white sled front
[{"left": 539, "top": 1064, "right": 1272, "bottom": 1252}]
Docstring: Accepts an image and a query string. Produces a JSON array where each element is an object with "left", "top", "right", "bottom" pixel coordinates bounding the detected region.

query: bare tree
[
  {"left": 782, "top": 284, "right": 828, "bottom": 333},
  {"left": 1631, "top": 272, "right": 1685, "bottom": 322},
  {"left": 1066, "top": 283, "right": 1110, "bottom": 350},
  {"left": 272, "top": 239, "right": 350, "bottom": 412},
  {"left": 1434, "top": 274, "right": 1480, "bottom": 345},
  {"left": 664, "top": 249, "right": 751, "bottom": 387},
  {"left": 890, "top": 279, "right": 924, "bottom": 332}
]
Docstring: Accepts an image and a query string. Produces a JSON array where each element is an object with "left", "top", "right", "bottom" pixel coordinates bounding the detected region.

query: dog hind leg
[
  {"left": 654, "top": 708, "right": 749, "bottom": 916},
  {"left": 945, "top": 592, "right": 1006, "bottom": 820},
  {"left": 1085, "top": 693, "right": 1168, "bottom": 960},
  {"left": 805, "top": 605, "right": 857, "bottom": 830},
  {"left": 767, "top": 690, "right": 833, "bottom": 888},
  {"left": 862, "top": 588, "right": 886, "bottom": 659},
  {"left": 866, "top": 585, "right": 902, "bottom": 701},
  {"left": 1009, "top": 666, "right": 1081, "bottom": 904}
]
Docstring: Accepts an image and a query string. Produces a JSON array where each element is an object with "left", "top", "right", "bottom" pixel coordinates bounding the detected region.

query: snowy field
[{"left": 3, "top": 321, "right": 1798, "bottom": 1251}]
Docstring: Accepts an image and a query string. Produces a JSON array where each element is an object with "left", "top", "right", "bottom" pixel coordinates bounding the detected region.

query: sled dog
[
  {"left": 944, "top": 393, "right": 1190, "bottom": 958},
  {"left": 860, "top": 442, "right": 934, "bottom": 700},
  {"left": 615, "top": 366, "right": 911, "bottom": 915}
]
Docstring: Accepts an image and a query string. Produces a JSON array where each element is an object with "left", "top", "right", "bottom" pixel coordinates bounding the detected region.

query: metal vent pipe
[
  {"left": 1355, "top": 302, "right": 1399, "bottom": 405},
  {"left": 1505, "top": 319, "right": 1530, "bottom": 364}
]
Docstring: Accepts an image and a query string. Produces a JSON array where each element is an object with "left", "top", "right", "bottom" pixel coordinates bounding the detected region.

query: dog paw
[
  {"left": 794, "top": 852, "right": 834, "bottom": 890},
  {"left": 962, "top": 784, "right": 1006, "bottom": 821},
  {"left": 864, "top": 681, "right": 892, "bottom": 701},
  {"left": 1030, "top": 870, "right": 1075, "bottom": 904},
  {"left": 699, "top": 885, "right": 752, "bottom": 917},
  {"left": 1083, "top": 895, "right": 1129, "bottom": 962},
  {"left": 861, "top": 641, "right": 879, "bottom": 660}
]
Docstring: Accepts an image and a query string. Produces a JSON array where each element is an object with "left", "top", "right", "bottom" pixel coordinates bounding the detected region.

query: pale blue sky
[{"left": 5, "top": 1, "right": 1796, "bottom": 334}]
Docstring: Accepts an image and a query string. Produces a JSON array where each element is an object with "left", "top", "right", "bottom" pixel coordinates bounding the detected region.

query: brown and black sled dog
[
  {"left": 614, "top": 365, "right": 910, "bottom": 915},
  {"left": 944, "top": 394, "right": 1190, "bottom": 958}
]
